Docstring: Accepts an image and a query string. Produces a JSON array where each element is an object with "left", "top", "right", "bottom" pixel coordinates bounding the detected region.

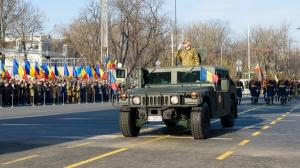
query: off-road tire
[
  {"left": 119, "top": 108, "right": 141, "bottom": 137},
  {"left": 191, "top": 103, "right": 210, "bottom": 139},
  {"left": 221, "top": 101, "right": 236, "bottom": 128}
]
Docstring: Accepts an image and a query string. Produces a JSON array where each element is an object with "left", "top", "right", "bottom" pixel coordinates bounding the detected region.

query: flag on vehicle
[{"left": 200, "top": 67, "right": 218, "bottom": 83}]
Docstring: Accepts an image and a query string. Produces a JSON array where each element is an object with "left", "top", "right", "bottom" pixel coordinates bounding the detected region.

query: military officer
[
  {"left": 249, "top": 76, "right": 260, "bottom": 104},
  {"left": 263, "top": 74, "right": 276, "bottom": 104},
  {"left": 175, "top": 39, "right": 200, "bottom": 66},
  {"left": 277, "top": 72, "right": 289, "bottom": 104},
  {"left": 235, "top": 77, "right": 244, "bottom": 105}
]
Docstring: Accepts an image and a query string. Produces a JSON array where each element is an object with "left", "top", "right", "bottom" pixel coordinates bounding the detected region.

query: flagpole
[{"left": 247, "top": 25, "right": 251, "bottom": 80}]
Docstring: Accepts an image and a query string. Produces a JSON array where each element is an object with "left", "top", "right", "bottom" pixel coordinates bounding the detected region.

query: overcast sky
[{"left": 30, "top": 0, "right": 300, "bottom": 43}]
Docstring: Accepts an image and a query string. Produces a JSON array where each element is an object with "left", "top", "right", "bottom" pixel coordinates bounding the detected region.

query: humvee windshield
[
  {"left": 144, "top": 72, "right": 171, "bottom": 85},
  {"left": 177, "top": 71, "right": 201, "bottom": 83}
]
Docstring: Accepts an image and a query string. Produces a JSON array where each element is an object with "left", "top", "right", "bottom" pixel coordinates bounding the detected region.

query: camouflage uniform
[
  {"left": 66, "top": 81, "right": 72, "bottom": 103},
  {"left": 175, "top": 48, "right": 200, "bottom": 66}
]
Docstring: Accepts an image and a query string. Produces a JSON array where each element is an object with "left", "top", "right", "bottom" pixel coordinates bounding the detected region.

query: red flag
[
  {"left": 213, "top": 74, "right": 219, "bottom": 83},
  {"left": 5, "top": 71, "right": 11, "bottom": 80},
  {"left": 49, "top": 71, "right": 55, "bottom": 79},
  {"left": 111, "top": 83, "right": 118, "bottom": 90},
  {"left": 102, "top": 72, "right": 108, "bottom": 80}
]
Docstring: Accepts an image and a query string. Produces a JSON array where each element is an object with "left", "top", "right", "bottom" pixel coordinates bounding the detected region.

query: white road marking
[
  {"left": 59, "top": 118, "right": 102, "bottom": 120},
  {"left": 0, "top": 124, "right": 43, "bottom": 126}
]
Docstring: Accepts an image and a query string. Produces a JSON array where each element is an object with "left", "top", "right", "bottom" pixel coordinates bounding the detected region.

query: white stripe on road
[{"left": 0, "top": 124, "right": 43, "bottom": 126}]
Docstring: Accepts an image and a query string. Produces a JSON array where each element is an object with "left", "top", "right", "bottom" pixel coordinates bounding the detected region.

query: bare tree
[
  {"left": 9, "top": 0, "right": 44, "bottom": 59},
  {"left": 109, "top": 0, "right": 169, "bottom": 73},
  {"left": 0, "top": 0, "right": 18, "bottom": 46},
  {"left": 184, "top": 21, "right": 232, "bottom": 65},
  {"left": 64, "top": 0, "right": 101, "bottom": 65}
]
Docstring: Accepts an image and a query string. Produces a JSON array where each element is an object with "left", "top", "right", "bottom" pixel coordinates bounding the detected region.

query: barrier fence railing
[{"left": 0, "top": 92, "right": 113, "bottom": 109}]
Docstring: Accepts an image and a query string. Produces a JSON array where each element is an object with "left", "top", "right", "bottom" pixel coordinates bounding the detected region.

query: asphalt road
[{"left": 0, "top": 97, "right": 299, "bottom": 168}]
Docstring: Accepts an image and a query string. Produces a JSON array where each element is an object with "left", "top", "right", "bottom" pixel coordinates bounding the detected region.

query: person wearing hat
[
  {"left": 249, "top": 75, "right": 260, "bottom": 104},
  {"left": 277, "top": 72, "right": 289, "bottom": 104},
  {"left": 235, "top": 76, "right": 244, "bottom": 105},
  {"left": 263, "top": 74, "right": 276, "bottom": 104},
  {"left": 175, "top": 39, "right": 201, "bottom": 66}
]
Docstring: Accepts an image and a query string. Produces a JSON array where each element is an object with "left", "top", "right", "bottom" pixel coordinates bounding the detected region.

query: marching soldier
[
  {"left": 263, "top": 74, "right": 276, "bottom": 104},
  {"left": 249, "top": 76, "right": 260, "bottom": 104},
  {"left": 175, "top": 39, "right": 201, "bottom": 66},
  {"left": 277, "top": 72, "right": 289, "bottom": 105},
  {"left": 235, "top": 77, "right": 244, "bottom": 105}
]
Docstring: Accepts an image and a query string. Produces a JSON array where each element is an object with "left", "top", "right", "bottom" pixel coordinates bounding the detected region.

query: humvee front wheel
[
  {"left": 221, "top": 101, "right": 236, "bottom": 128},
  {"left": 191, "top": 103, "right": 210, "bottom": 139},
  {"left": 119, "top": 108, "right": 141, "bottom": 137}
]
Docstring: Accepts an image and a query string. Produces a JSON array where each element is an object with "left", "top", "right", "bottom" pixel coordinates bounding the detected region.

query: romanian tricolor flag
[
  {"left": 80, "top": 67, "right": 88, "bottom": 79},
  {"left": 1, "top": 61, "right": 11, "bottom": 80},
  {"left": 12, "top": 59, "right": 26, "bottom": 79},
  {"left": 49, "top": 67, "right": 55, "bottom": 79},
  {"left": 200, "top": 67, "right": 218, "bottom": 83},
  {"left": 64, "top": 63, "right": 69, "bottom": 77},
  {"left": 54, "top": 64, "right": 59, "bottom": 77},
  {"left": 72, "top": 65, "right": 78, "bottom": 77},
  {"left": 24, "top": 60, "right": 37, "bottom": 77},
  {"left": 92, "top": 68, "right": 98, "bottom": 79},
  {"left": 109, "top": 70, "right": 118, "bottom": 91}
]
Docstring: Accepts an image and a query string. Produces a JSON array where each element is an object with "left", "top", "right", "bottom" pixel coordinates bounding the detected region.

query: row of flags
[{"left": 1, "top": 59, "right": 117, "bottom": 82}]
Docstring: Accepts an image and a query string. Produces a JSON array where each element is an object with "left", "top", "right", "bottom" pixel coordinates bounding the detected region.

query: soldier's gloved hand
[{"left": 177, "top": 44, "right": 182, "bottom": 50}]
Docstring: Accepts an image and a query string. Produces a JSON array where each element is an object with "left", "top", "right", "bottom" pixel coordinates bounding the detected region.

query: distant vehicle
[
  {"left": 113, "top": 68, "right": 127, "bottom": 85},
  {"left": 118, "top": 66, "right": 237, "bottom": 139}
]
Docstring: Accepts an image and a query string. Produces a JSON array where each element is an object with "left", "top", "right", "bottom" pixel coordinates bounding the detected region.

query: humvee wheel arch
[
  {"left": 119, "top": 108, "right": 141, "bottom": 137},
  {"left": 191, "top": 103, "right": 211, "bottom": 139}
]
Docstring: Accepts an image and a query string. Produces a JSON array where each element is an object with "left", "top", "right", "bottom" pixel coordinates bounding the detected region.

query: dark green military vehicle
[{"left": 118, "top": 66, "right": 237, "bottom": 139}]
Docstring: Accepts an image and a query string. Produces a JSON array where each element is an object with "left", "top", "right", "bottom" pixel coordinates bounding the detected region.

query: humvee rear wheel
[
  {"left": 119, "top": 108, "right": 141, "bottom": 137},
  {"left": 191, "top": 103, "right": 210, "bottom": 139},
  {"left": 163, "top": 119, "right": 177, "bottom": 127},
  {"left": 221, "top": 101, "right": 236, "bottom": 128}
]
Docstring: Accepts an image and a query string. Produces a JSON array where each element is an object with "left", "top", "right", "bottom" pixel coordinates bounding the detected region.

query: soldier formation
[
  {"left": 0, "top": 77, "right": 131, "bottom": 107},
  {"left": 235, "top": 73, "right": 299, "bottom": 105}
]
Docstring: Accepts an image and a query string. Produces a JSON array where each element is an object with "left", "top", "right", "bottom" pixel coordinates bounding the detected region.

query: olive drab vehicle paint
[{"left": 119, "top": 66, "right": 237, "bottom": 139}]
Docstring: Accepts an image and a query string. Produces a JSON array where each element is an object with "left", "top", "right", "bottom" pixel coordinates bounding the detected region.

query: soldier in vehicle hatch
[{"left": 175, "top": 39, "right": 201, "bottom": 66}]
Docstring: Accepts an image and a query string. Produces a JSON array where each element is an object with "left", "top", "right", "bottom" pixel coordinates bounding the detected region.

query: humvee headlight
[
  {"left": 170, "top": 95, "right": 179, "bottom": 105},
  {"left": 191, "top": 92, "right": 198, "bottom": 99},
  {"left": 120, "top": 93, "right": 127, "bottom": 101},
  {"left": 132, "top": 96, "right": 141, "bottom": 105}
]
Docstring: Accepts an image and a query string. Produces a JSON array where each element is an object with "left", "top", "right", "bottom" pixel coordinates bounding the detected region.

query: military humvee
[{"left": 118, "top": 66, "right": 237, "bottom": 139}]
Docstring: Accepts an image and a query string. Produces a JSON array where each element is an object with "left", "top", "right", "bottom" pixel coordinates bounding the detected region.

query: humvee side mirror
[{"left": 221, "top": 79, "right": 229, "bottom": 92}]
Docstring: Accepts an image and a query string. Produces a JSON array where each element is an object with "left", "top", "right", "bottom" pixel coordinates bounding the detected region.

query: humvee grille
[{"left": 141, "top": 96, "right": 170, "bottom": 106}]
